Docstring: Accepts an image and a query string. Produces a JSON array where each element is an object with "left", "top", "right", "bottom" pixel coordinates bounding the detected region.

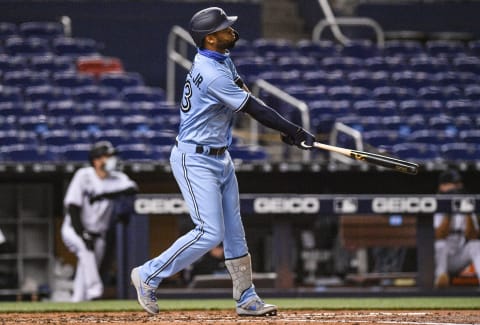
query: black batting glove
[{"left": 281, "top": 128, "right": 315, "bottom": 150}]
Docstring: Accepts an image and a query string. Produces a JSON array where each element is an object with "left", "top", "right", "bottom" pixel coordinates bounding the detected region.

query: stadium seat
[
  {"left": 302, "top": 70, "right": 347, "bottom": 87},
  {"left": 454, "top": 115, "right": 475, "bottom": 131},
  {"left": 99, "top": 72, "right": 144, "bottom": 91},
  {"left": 453, "top": 56, "right": 480, "bottom": 74},
  {"left": 30, "top": 55, "right": 74, "bottom": 73},
  {"left": 0, "top": 22, "right": 17, "bottom": 40},
  {"left": 348, "top": 70, "right": 389, "bottom": 90},
  {"left": 0, "top": 54, "right": 27, "bottom": 71},
  {"left": 46, "top": 100, "right": 94, "bottom": 117},
  {"left": 0, "top": 130, "right": 38, "bottom": 146},
  {"left": 390, "top": 143, "right": 440, "bottom": 162},
  {"left": 407, "top": 129, "right": 457, "bottom": 145},
  {"left": 52, "top": 37, "right": 99, "bottom": 57},
  {"left": 468, "top": 40, "right": 480, "bottom": 56},
  {"left": 228, "top": 145, "right": 267, "bottom": 161},
  {"left": 328, "top": 86, "right": 371, "bottom": 101},
  {"left": 252, "top": 38, "right": 296, "bottom": 57},
  {"left": 24, "top": 85, "right": 71, "bottom": 103},
  {"left": 121, "top": 86, "right": 165, "bottom": 103},
  {"left": 0, "top": 101, "right": 24, "bottom": 116},
  {"left": 383, "top": 40, "right": 424, "bottom": 57},
  {"left": 321, "top": 56, "right": 363, "bottom": 71},
  {"left": 116, "top": 143, "right": 160, "bottom": 161},
  {"left": 381, "top": 116, "right": 410, "bottom": 135},
  {"left": 418, "top": 86, "right": 461, "bottom": 101},
  {"left": 72, "top": 85, "right": 118, "bottom": 102},
  {"left": 391, "top": 71, "right": 432, "bottom": 89},
  {"left": 256, "top": 70, "right": 301, "bottom": 87},
  {"left": 62, "top": 143, "right": 91, "bottom": 162},
  {"left": 353, "top": 100, "right": 397, "bottom": 116},
  {"left": 284, "top": 85, "right": 327, "bottom": 101},
  {"left": 457, "top": 72, "right": 480, "bottom": 85},
  {"left": 464, "top": 84, "right": 480, "bottom": 100},
  {"left": 130, "top": 101, "right": 177, "bottom": 118},
  {"left": 433, "top": 71, "right": 461, "bottom": 87},
  {"left": 52, "top": 71, "right": 96, "bottom": 88},
  {"left": 409, "top": 55, "right": 450, "bottom": 73},
  {"left": 426, "top": 40, "right": 466, "bottom": 58},
  {"left": 296, "top": 39, "right": 337, "bottom": 59},
  {"left": 92, "top": 129, "right": 139, "bottom": 146},
  {"left": 444, "top": 99, "right": 477, "bottom": 116},
  {"left": 3, "top": 70, "right": 50, "bottom": 88},
  {"left": 398, "top": 99, "right": 444, "bottom": 117},
  {"left": 41, "top": 129, "right": 90, "bottom": 146},
  {"left": 364, "top": 56, "right": 406, "bottom": 72},
  {"left": 119, "top": 115, "right": 151, "bottom": 132},
  {"left": 341, "top": 39, "right": 379, "bottom": 58},
  {"left": 19, "top": 21, "right": 64, "bottom": 39},
  {"left": 309, "top": 100, "right": 351, "bottom": 118},
  {"left": 96, "top": 100, "right": 129, "bottom": 117},
  {"left": 372, "top": 86, "right": 416, "bottom": 101},
  {"left": 17, "top": 114, "right": 49, "bottom": 133},
  {"left": 144, "top": 130, "right": 176, "bottom": 146},
  {"left": 362, "top": 129, "right": 404, "bottom": 147},
  {"left": 440, "top": 142, "right": 480, "bottom": 162},
  {"left": 2, "top": 144, "right": 59, "bottom": 162},
  {"left": 21, "top": 101, "right": 44, "bottom": 116},
  {"left": 0, "top": 86, "right": 23, "bottom": 102},
  {"left": 235, "top": 57, "right": 275, "bottom": 84},
  {"left": 335, "top": 115, "right": 382, "bottom": 132},
  {"left": 69, "top": 115, "right": 103, "bottom": 133},
  {"left": 5, "top": 37, "right": 50, "bottom": 56},
  {"left": 459, "top": 130, "right": 480, "bottom": 143},
  {"left": 277, "top": 56, "right": 317, "bottom": 72},
  {"left": 428, "top": 115, "right": 457, "bottom": 133}
]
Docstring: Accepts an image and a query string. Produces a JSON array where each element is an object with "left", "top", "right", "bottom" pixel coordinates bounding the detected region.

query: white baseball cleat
[
  {"left": 236, "top": 297, "right": 278, "bottom": 316},
  {"left": 130, "top": 267, "right": 159, "bottom": 314}
]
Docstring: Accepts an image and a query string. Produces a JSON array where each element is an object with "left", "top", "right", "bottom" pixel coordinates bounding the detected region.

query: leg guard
[{"left": 225, "top": 253, "right": 252, "bottom": 301}]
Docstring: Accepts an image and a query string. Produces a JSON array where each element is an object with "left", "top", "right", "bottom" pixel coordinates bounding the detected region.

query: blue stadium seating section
[
  {"left": 1, "top": 20, "right": 479, "bottom": 164},
  {"left": 231, "top": 38, "right": 480, "bottom": 164},
  {"left": 0, "top": 21, "right": 269, "bottom": 163}
]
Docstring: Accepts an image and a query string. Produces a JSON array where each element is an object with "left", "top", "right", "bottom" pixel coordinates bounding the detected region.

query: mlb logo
[
  {"left": 451, "top": 197, "right": 475, "bottom": 213},
  {"left": 334, "top": 198, "right": 358, "bottom": 213}
]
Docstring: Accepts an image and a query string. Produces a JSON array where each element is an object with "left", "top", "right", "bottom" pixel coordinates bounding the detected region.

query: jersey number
[{"left": 181, "top": 80, "right": 192, "bottom": 112}]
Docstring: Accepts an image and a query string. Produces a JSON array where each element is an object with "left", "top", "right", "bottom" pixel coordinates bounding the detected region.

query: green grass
[{"left": 0, "top": 297, "right": 479, "bottom": 313}]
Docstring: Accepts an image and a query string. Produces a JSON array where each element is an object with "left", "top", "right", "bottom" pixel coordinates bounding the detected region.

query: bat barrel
[{"left": 350, "top": 150, "right": 419, "bottom": 175}]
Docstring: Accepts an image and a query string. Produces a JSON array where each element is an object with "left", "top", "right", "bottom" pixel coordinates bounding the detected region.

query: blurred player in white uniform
[
  {"left": 131, "top": 7, "right": 315, "bottom": 316},
  {"left": 434, "top": 169, "right": 480, "bottom": 288},
  {"left": 61, "top": 141, "right": 138, "bottom": 301}
]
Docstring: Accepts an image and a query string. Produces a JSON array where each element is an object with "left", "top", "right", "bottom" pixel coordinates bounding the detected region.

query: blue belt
[{"left": 175, "top": 140, "right": 228, "bottom": 156}]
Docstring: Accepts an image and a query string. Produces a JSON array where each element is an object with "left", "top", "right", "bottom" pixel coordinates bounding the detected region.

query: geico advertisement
[
  {"left": 253, "top": 197, "right": 320, "bottom": 214},
  {"left": 134, "top": 195, "right": 477, "bottom": 215}
]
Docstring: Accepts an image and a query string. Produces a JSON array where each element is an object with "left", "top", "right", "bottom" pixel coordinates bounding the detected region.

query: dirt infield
[{"left": 0, "top": 310, "right": 478, "bottom": 325}]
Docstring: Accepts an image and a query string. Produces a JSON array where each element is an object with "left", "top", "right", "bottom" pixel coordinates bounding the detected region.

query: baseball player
[
  {"left": 434, "top": 169, "right": 480, "bottom": 288},
  {"left": 61, "top": 141, "right": 138, "bottom": 302},
  {"left": 131, "top": 7, "right": 315, "bottom": 316}
]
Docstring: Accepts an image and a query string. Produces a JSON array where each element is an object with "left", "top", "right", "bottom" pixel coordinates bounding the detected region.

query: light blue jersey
[
  {"left": 178, "top": 51, "right": 249, "bottom": 147},
  {"left": 139, "top": 49, "right": 249, "bottom": 287}
]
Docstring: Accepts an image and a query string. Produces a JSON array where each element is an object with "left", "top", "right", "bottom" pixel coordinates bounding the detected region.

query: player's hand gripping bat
[{"left": 310, "top": 141, "right": 419, "bottom": 175}]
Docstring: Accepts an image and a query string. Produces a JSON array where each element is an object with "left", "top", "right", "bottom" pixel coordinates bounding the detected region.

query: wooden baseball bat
[{"left": 312, "top": 142, "right": 419, "bottom": 175}]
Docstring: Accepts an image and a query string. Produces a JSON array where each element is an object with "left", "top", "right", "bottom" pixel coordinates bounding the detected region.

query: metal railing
[
  {"left": 329, "top": 121, "right": 363, "bottom": 165},
  {"left": 166, "top": 25, "right": 195, "bottom": 103},
  {"left": 251, "top": 79, "right": 311, "bottom": 162},
  {"left": 314, "top": 0, "right": 385, "bottom": 47}
]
